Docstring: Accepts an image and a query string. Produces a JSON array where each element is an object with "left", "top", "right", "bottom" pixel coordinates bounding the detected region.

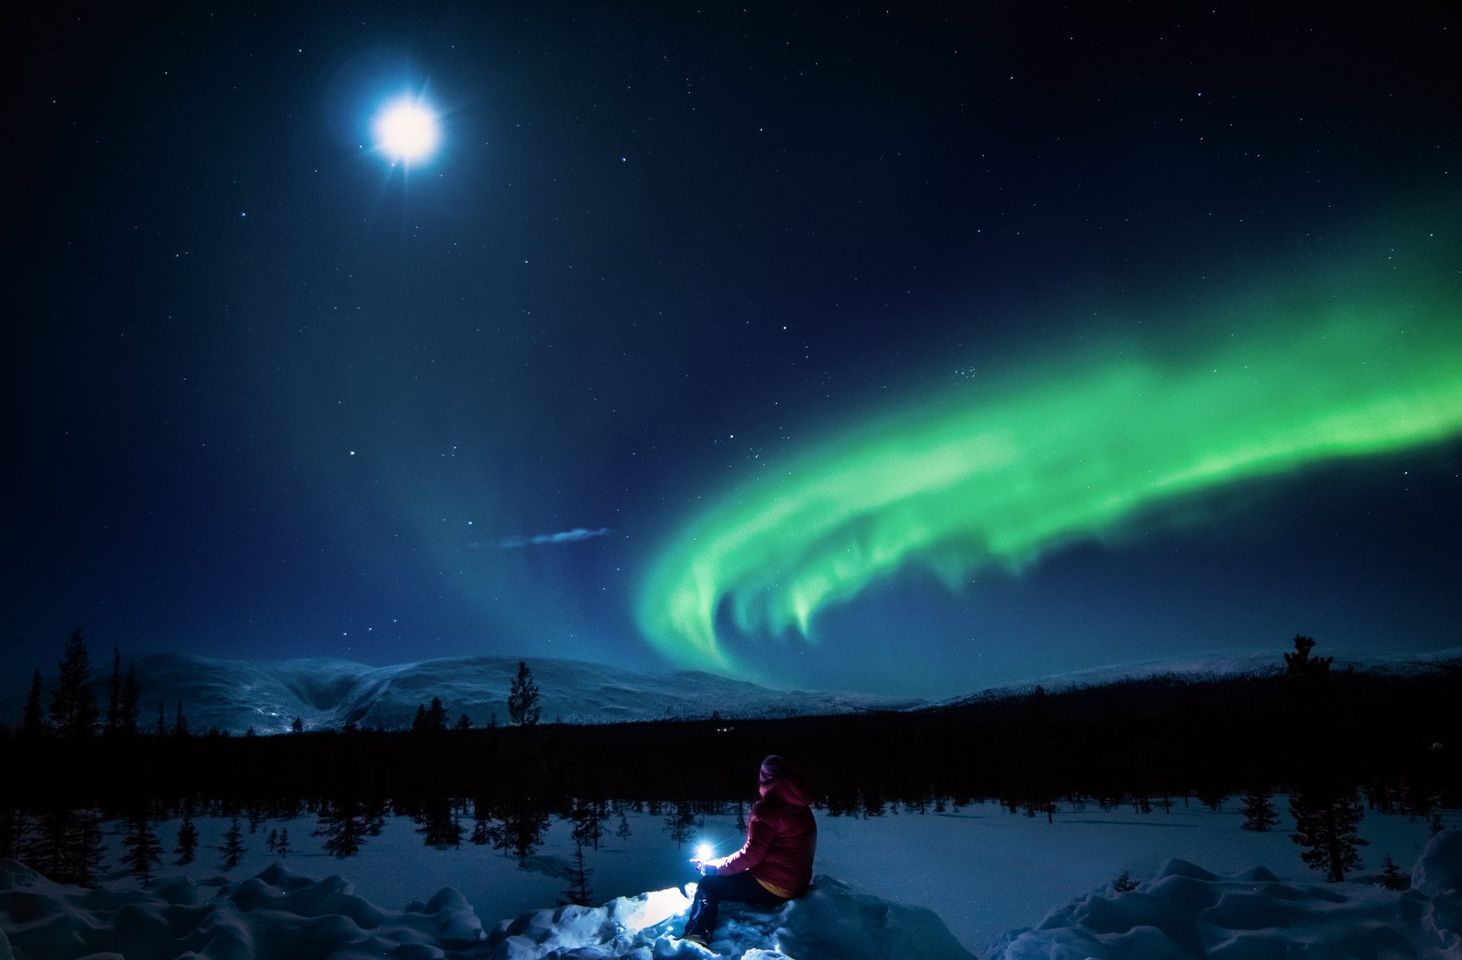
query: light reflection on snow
[{"left": 621, "top": 885, "right": 692, "bottom": 933}]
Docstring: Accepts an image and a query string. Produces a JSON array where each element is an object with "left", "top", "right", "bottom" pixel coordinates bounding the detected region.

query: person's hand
[{"left": 689, "top": 858, "right": 718, "bottom": 876}]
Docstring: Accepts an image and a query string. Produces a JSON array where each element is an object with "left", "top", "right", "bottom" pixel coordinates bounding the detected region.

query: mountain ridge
[
  {"left": 5, "top": 646, "right": 1456, "bottom": 734},
  {"left": 0, "top": 651, "right": 923, "bottom": 734}
]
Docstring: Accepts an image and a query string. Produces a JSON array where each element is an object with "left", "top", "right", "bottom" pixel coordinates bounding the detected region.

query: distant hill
[
  {"left": 0, "top": 652, "right": 922, "bottom": 734},
  {"left": 5, "top": 646, "right": 1457, "bottom": 736},
  {"left": 933, "top": 646, "right": 1462, "bottom": 709}
]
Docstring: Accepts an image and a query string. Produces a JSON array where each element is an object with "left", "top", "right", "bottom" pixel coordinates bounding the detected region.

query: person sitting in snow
[{"left": 681, "top": 754, "right": 817, "bottom": 947}]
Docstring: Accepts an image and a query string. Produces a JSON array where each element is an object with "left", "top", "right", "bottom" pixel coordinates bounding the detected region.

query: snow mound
[
  {"left": 0, "top": 859, "right": 482, "bottom": 960},
  {"left": 981, "top": 830, "right": 1462, "bottom": 960},
  {"left": 0, "top": 861, "right": 971, "bottom": 960},
  {"left": 488, "top": 876, "right": 973, "bottom": 960}
]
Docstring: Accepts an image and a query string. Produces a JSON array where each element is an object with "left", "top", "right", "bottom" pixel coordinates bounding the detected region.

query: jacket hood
[{"left": 763, "top": 773, "right": 812, "bottom": 807}]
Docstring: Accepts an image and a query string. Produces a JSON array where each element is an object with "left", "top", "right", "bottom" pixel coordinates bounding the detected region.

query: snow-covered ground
[
  {"left": 2, "top": 801, "right": 1455, "bottom": 958},
  {"left": 3, "top": 829, "right": 1459, "bottom": 958}
]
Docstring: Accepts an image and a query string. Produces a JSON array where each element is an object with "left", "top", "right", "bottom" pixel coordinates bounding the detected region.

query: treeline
[
  {"left": 7, "top": 631, "right": 549, "bottom": 740},
  {"left": 1, "top": 636, "right": 1457, "bottom": 887},
  {"left": 10, "top": 629, "right": 147, "bottom": 740},
  {"left": 3, "top": 638, "right": 1457, "bottom": 811}
]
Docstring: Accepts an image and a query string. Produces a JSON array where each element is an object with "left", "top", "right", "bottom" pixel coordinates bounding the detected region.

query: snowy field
[{"left": 2, "top": 798, "right": 1454, "bottom": 958}]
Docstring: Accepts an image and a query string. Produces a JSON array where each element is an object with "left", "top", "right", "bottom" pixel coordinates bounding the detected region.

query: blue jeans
[{"left": 683, "top": 871, "right": 786, "bottom": 940}]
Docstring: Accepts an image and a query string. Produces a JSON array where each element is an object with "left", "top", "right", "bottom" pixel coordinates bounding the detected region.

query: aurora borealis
[
  {"left": 639, "top": 252, "right": 1462, "bottom": 671},
  {"left": 9, "top": 4, "right": 1461, "bottom": 697}
]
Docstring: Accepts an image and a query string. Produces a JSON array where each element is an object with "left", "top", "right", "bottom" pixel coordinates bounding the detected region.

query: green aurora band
[{"left": 637, "top": 251, "right": 1462, "bottom": 671}]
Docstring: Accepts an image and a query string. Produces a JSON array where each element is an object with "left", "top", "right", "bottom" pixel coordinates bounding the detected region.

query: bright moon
[{"left": 373, "top": 97, "right": 440, "bottom": 163}]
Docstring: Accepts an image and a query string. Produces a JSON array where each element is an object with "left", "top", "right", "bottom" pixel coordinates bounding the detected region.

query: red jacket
[{"left": 712, "top": 775, "right": 817, "bottom": 898}]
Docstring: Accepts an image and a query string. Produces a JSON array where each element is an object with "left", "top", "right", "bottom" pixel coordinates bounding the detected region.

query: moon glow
[{"left": 372, "top": 96, "right": 440, "bottom": 163}]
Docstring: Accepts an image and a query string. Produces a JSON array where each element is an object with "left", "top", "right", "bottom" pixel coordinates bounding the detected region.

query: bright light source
[
  {"left": 373, "top": 97, "right": 440, "bottom": 163},
  {"left": 695, "top": 842, "right": 715, "bottom": 861}
]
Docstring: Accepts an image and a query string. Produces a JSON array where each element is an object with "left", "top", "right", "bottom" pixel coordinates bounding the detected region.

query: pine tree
[
  {"left": 291, "top": 716, "right": 304, "bottom": 733},
  {"left": 220, "top": 817, "right": 247, "bottom": 869},
  {"left": 507, "top": 661, "right": 541, "bottom": 726},
  {"left": 494, "top": 801, "right": 551, "bottom": 863},
  {"left": 26, "top": 810, "right": 71, "bottom": 881},
  {"left": 20, "top": 669, "right": 46, "bottom": 737},
  {"left": 176, "top": 815, "right": 199, "bottom": 865},
  {"left": 315, "top": 800, "right": 370, "bottom": 858},
  {"left": 267, "top": 828, "right": 278, "bottom": 852},
  {"left": 275, "top": 827, "right": 291, "bottom": 858},
  {"left": 416, "top": 797, "right": 464, "bottom": 849},
  {"left": 616, "top": 810, "right": 633, "bottom": 842},
  {"left": 122, "top": 814, "right": 163, "bottom": 886},
  {"left": 412, "top": 697, "right": 447, "bottom": 733},
  {"left": 73, "top": 809, "right": 108, "bottom": 887},
  {"left": 470, "top": 798, "right": 493, "bottom": 846},
  {"left": 156, "top": 701, "right": 167, "bottom": 737},
  {"left": 50, "top": 629, "right": 98, "bottom": 738},
  {"left": 106, "top": 648, "right": 123, "bottom": 735},
  {"left": 121, "top": 663, "right": 140, "bottom": 736},
  {"left": 569, "top": 797, "right": 606, "bottom": 851},
  {"left": 173, "top": 700, "right": 189, "bottom": 738},
  {"left": 663, "top": 802, "right": 695, "bottom": 849},
  {"left": 1284, "top": 635, "right": 1333, "bottom": 678},
  {"left": 1379, "top": 855, "right": 1409, "bottom": 890},
  {"left": 1240, "top": 791, "right": 1279, "bottom": 832},
  {"left": 1290, "top": 785, "right": 1367, "bottom": 882}
]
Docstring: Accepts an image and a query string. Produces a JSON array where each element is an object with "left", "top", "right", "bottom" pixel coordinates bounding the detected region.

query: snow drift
[
  {"left": 3, "top": 832, "right": 1459, "bottom": 959},
  {"left": 0, "top": 859, "right": 970, "bottom": 960},
  {"left": 982, "top": 830, "right": 1462, "bottom": 960}
]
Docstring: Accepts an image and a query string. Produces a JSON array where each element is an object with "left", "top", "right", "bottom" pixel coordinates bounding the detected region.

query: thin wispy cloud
[{"left": 496, "top": 526, "right": 611, "bottom": 549}]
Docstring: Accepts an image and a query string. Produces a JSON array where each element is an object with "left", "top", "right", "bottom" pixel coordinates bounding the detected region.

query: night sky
[{"left": 10, "top": 4, "right": 1461, "bottom": 698}]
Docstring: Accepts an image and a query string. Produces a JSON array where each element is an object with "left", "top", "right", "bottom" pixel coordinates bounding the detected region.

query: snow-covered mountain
[
  {"left": 0, "top": 652, "right": 921, "bottom": 734},
  {"left": 7, "top": 645, "right": 1454, "bottom": 735},
  {"left": 935, "top": 645, "right": 1462, "bottom": 708}
]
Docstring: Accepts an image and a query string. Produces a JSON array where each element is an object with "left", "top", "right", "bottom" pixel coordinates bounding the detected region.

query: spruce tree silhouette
[
  {"left": 19, "top": 670, "right": 46, "bottom": 738},
  {"left": 73, "top": 810, "right": 107, "bottom": 886},
  {"left": 1240, "top": 791, "right": 1279, "bottom": 831},
  {"left": 26, "top": 810, "right": 70, "bottom": 880},
  {"left": 413, "top": 697, "right": 448, "bottom": 733},
  {"left": 220, "top": 817, "right": 247, "bottom": 869},
  {"left": 122, "top": 813, "right": 163, "bottom": 886},
  {"left": 1290, "top": 784, "right": 1366, "bottom": 881},
  {"left": 1284, "top": 635, "right": 1333, "bottom": 680},
  {"left": 315, "top": 799, "right": 370, "bottom": 858},
  {"left": 122, "top": 663, "right": 141, "bottom": 736},
  {"left": 50, "top": 629, "right": 98, "bottom": 739},
  {"left": 508, "top": 661, "right": 542, "bottom": 726},
  {"left": 1379, "top": 855, "right": 1409, "bottom": 890},
  {"left": 176, "top": 815, "right": 199, "bottom": 865},
  {"left": 106, "top": 648, "right": 123, "bottom": 735}
]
